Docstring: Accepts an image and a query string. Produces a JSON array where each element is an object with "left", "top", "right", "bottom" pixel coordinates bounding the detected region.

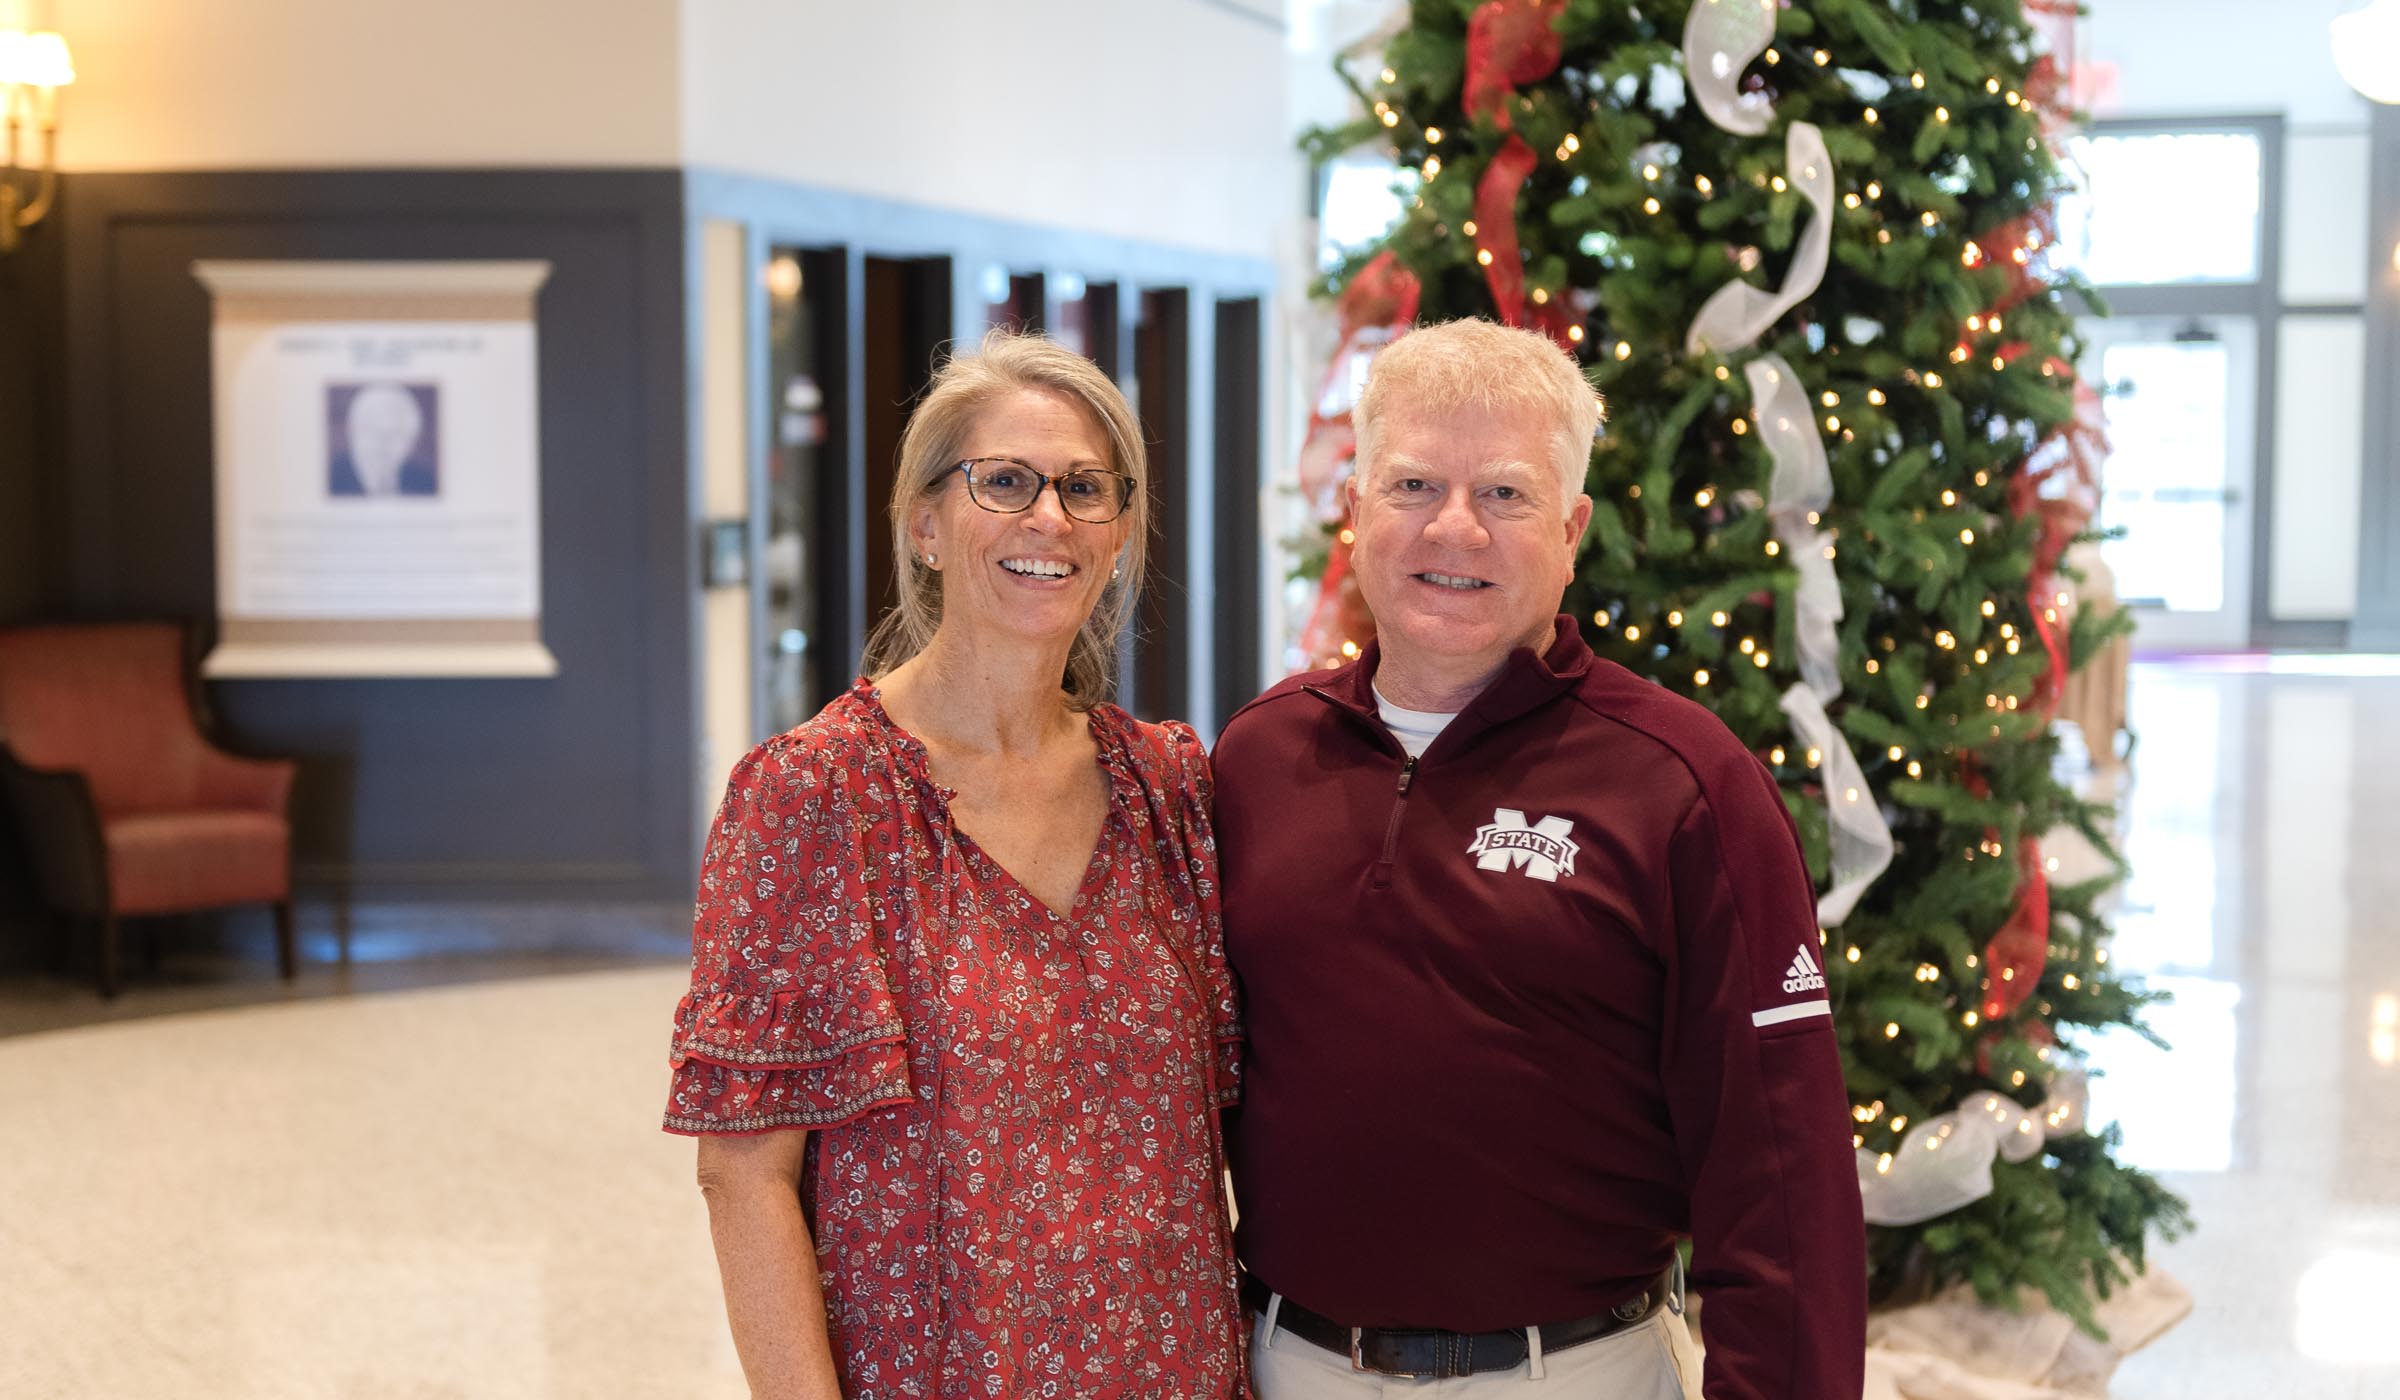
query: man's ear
[{"left": 1564, "top": 492, "right": 1594, "bottom": 549}]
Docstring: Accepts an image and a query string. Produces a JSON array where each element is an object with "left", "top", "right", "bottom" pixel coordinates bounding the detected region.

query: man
[
  {"left": 1216, "top": 318, "right": 1866, "bottom": 1398},
  {"left": 330, "top": 381, "right": 439, "bottom": 497}
]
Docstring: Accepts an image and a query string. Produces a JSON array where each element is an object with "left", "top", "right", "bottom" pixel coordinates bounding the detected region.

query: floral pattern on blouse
[{"left": 664, "top": 681, "right": 1244, "bottom": 1399}]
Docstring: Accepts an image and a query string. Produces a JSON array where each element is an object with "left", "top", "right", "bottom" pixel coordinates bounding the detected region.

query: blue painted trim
[
  {"left": 2356, "top": 106, "right": 2400, "bottom": 650},
  {"left": 681, "top": 168, "right": 1276, "bottom": 296}
]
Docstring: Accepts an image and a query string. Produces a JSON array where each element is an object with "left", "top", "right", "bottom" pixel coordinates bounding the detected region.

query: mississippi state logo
[
  {"left": 1783, "top": 943, "right": 1827, "bottom": 993},
  {"left": 1467, "top": 808, "right": 1579, "bottom": 882}
]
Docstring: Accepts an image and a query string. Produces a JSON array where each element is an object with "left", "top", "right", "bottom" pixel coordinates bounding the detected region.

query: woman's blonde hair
[{"left": 861, "top": 329, "right": 1149, "bottom": 711}]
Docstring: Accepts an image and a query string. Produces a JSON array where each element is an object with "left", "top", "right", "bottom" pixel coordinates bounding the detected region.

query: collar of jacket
[{"left": 1303, "top": 614, "right": 1594, "bottom": 760}]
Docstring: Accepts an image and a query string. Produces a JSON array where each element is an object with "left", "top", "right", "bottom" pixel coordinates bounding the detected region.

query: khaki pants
[{"left": 1250, "top": 1305, "right": 1702, "bottom": 1399}]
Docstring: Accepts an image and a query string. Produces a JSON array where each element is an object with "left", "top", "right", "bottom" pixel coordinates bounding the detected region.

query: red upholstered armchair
[{"left": 0, "top": 623, "right": 298, "bottom": 996}]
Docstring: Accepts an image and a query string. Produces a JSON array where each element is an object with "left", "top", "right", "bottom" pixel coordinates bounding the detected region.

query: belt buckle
[{"left": 1348, "top": 1327, "right": 1427, "bottom": 1379}]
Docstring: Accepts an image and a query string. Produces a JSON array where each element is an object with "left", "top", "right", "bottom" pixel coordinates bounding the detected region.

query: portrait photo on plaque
[{"left": 326, "top": 380, "right": 441, "bottom": 499}]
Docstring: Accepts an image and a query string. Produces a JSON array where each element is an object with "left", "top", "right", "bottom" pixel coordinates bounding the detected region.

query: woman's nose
[{"left": 1021, "top": 488, "right": 1075, "bottom": 533}]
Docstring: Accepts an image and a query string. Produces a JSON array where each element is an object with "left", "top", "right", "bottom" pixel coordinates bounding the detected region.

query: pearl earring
[{"left": 923, "top": 552, "right": 938, "bottom": 570}]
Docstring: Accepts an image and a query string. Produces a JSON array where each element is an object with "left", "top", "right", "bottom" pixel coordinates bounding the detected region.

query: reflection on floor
[
  {"left": 0, "top": 660, "right": 2395, "bottom": 1396},
  {"left": 2094, "top": 661, "right": 2400, "bottom": 1399}
]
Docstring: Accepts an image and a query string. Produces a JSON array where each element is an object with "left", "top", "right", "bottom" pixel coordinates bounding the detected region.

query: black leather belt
[{"left": 1240, "top": 1269, "right": 1676, "bottom": 1379}]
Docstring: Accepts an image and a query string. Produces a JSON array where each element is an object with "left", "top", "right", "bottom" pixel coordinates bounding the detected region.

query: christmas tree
[{"left": 1296, "top": 0, "right": 2187, "bottom": 1332}]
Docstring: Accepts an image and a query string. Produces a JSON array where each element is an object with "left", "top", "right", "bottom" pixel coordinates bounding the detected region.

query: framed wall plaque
[{"left": 191, "top": 259, "right": 559, "bottom": 678}]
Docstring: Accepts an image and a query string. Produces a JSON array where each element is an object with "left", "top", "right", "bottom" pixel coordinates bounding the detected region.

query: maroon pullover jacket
[{"left": 1216, "top": 616, "right": 1866, "bottom": 1400}]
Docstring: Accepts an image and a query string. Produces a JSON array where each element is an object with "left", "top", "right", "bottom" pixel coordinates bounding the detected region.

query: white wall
[
  {"left": 37, "top": 0, "right": 682, "bottom": 172},
  {"left": 33, "top": 0, "right": 1296, "bottom": 260},
  {"left": 2086, "top": 0, "right": 2372, "bottom": 128},
  {"left": 2271, "top": 316, "right": 2368, "bottom": 620},
  {"left": 678, "top": 0, "right": 1293, "bottom": 258},
  {"left": 2284, "top": 131, "right": 2375, "bottom": 305}
]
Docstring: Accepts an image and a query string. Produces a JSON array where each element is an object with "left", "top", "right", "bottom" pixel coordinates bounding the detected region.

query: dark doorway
[
  {"left": 862, "top": 255, "right": 954, "bottom": 640},
  {"left": 1054, "top": 277, "right": 1119, "bottom": 375},
  {"left": 986, "top": 270, "right": 1045, "bottom": 335},
  {"left": 1212, "top": 296, "right": 1264, "bottom": 723},
  {"left": 1129, "top": 288, "right": 1191, "bottom": 721}
]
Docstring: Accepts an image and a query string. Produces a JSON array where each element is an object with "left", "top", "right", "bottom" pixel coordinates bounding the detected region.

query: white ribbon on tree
[
  {"left": 1746, "top": 353, "right": 1841, "bottom": 701},
  {"left": 1680, "top": 0, "right": 1778, "bottom": 136},
  {"left": 1686, "top": 122, "right": 1837, "bottom": 359},
  {"left": 1679, "top": 15, "right": 1893, "bottom": 927},
  {"left": 1856, "top": 1066, "right": 2092, "bottom": 1226},
  {"left": 1752, "top": 354, "right": 1892, "bottom": 924},
  {"left": 1781, "top": 686, "right": 1896, "bottom": 927}
]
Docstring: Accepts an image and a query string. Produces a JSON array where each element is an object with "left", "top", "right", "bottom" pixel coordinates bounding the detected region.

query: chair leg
[
  {"left": 47, "top": 911, "right": 75, "bottom": 976},
  {"left": 97, "top": 912, "right": 122, "bottom": 999},
  {"left": 273, "top": 900, "right": 297, "bottom": 980}
]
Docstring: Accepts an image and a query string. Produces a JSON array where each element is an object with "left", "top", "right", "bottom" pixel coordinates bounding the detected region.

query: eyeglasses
[{"left": 936, "top": 458, "right": 1135, "bottom": 524}]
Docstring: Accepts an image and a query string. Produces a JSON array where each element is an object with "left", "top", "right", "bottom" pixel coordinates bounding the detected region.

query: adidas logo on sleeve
[{"left": 1753, "top": 944, "right": 1834, "bottom": 1028}]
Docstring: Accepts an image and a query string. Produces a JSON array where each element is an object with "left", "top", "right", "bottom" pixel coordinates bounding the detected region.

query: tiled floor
[
  {"left": 2093, "top": 660, "right": 2400, "bottom": 1399},
  {"left": 1, "top": 660, "right": 2395, "bottom": 1397},
  {"left": 0, "top": 963, "right": 737, "bottom": 1399}
]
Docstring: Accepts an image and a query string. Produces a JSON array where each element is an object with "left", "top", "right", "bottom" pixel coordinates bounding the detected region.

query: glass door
[{"left": 2081, "top": 315, "right": 2259, "bottom": 652}]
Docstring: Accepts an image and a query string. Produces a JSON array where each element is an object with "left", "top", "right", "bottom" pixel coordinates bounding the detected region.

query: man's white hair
[
  {"left": 1352, "top": 318, "right": 1605, "bottom": 511},
  {"left": 348, "top": 381, "right": 424, "bottom": 436}
]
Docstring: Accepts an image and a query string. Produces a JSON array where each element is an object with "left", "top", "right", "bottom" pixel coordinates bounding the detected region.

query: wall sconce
[
  {"left": 2332, "top": 1, "right": 2400, "bottom": 104},
  {"left": 0, "top": 27, "right": 74, "bottom": 254}
]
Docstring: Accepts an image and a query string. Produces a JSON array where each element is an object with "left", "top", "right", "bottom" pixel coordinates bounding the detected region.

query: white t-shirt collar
[{"left": 1372, "top": 683, "right": 1460, "bottom": 759}]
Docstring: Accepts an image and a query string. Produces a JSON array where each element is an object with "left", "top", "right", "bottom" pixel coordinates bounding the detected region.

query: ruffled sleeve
[
  {"left": 1152, "top": 720, "right": 1244, "bottom": 1109},
  {"left": 662, "top": 730, "right": 915, "bottom": 1136}
]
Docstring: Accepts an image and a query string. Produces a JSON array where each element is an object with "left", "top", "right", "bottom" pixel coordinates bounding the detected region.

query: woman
[{"left": 662, "top": 330, "right": 1244, "bottom": 1399}]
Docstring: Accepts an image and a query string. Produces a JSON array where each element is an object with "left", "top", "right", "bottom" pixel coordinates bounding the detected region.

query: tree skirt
[{"left": 1861, "top": 1268, "right": 2192, "bottom": 1399}]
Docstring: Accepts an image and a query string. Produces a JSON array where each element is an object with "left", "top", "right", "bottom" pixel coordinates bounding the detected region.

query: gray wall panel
[{"left": 45, "top": 170, "right": 693, "bottom": 901}]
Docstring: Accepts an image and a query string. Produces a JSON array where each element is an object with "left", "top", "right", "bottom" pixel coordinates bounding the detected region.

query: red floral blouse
[{"left": 663, "top": 681, "right": 1245, "bottom": 1399}]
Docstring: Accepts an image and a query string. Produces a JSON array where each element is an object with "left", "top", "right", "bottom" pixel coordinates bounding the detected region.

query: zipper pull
[{"left": 1396, "top": 756, "right": 1416, "bottom": 795}]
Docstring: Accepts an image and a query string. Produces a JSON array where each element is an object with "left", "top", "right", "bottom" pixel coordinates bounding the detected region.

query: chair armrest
[
  {"left": 0, "top": 744, "right": 111, "bottom": 916},
  {"left": 193, "top": 746, "right": 297, "bottom": 815}
]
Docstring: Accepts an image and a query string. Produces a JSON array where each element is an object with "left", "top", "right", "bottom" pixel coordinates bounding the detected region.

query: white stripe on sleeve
[{"left": 1751, "top": 1000, "right": 1833, "bottom": 1027}]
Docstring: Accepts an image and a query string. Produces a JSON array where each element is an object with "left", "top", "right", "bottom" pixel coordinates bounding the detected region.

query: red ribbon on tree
[
  {"left": 1958, "top": 200, "right": 2107, "bottom": 1022},
  {"left": 1959, "top": 763, "right": 2054, "bottom": 1022},
  {"left": 1462, "top": 0, "right": 1564, "bottom": 122},
  {"left": 1294, "top": 251, "right": 1422, "bottom": 666},
  {"left": 1463, "top": 0, "right": 1575, "bottom": 346},
  {"left": 1985, "top": 839, "right": 2052, "bottom": 1020},
  {"left": 2009, "top": 395, "right": 2103, "bottom": 715}
]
